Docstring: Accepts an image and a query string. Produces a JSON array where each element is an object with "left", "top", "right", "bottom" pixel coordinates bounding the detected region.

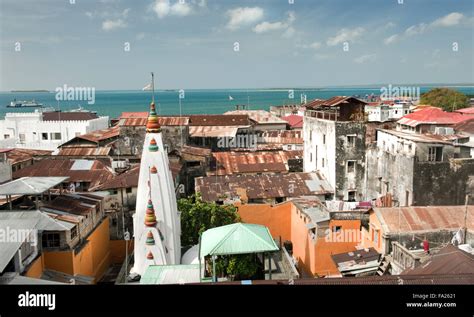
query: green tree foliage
[
  {"left": 178, "top": 194, "right": 240, "bottom": 247},
  {"left": 420, "top": 88, "right": 469, "bottom": 112},
  {"left": 214, "top": 254, "right": 259, "bottom": 280}
]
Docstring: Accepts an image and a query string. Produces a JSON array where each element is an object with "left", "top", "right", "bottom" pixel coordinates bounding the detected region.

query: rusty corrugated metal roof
[
  {"left": 74, "top": 126, "right": 119, "bottom": 143},
  {"left": 119, "top": 116, "right": 189, "bottom": 127},
  {"left": 4, "top": 148, "right": 52, "bottom": 164},
  {"left": 189, "top": 115, "right": 250, "bottom": 126},
  {"left": 224, "top": 110, "right": 287, "bottom": 124},
  {"left": 209, "top": 150, "right": 303, "bottom": 176},
  {"left": 57, "top": 147, "right": 112, "bottom": 156},
  {"left": 304, "top": 96, "right": 367, "bottom": 109},
  {"left": 43, "top": 112, "right": 98, "bottom": 121},
  {"left": 260, "top": 130, "right": 303, "bottom": 144},
  {"left": 402, "top": 245, "right": 474, "bottom": 275},
  {"left": 96, "top": 165, "right": 139, "bottom": 190},
  {"left": 195, "top": 172, "right": 333, "bottom": 202},
  {"left": 180, "top": 145, "right": 212, "bottom": 156},
  {"left": 189, "top": 126, "right": 245, "bottom": 137},
  {"left": 373, "top": 205, "right": 474, "bottom": 233},
  {"left": 12, "top": 159, "right": 114, "bottom": 191}
]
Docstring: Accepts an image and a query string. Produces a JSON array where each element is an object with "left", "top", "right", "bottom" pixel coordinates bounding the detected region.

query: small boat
[
  {"left": 69, "top": 105, "right": 97, "bottom": 115},
  {"left": 7, "top": 99, "right": 43, "bottom": 108}
]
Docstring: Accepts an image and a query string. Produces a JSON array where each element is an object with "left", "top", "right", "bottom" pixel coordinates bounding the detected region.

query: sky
[{"left": 0, "top": 0, "right": 473, "bottom": 90}]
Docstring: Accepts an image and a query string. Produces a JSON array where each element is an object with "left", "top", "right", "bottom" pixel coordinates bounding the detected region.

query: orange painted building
[
  {"left": 238, "top": 198, "right": 362, "bottom": 277},
  {"left": 25, "top": 218, "right": 112, "bottom": 283}
]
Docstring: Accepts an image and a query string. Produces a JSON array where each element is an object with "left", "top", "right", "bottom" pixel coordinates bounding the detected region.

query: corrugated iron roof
[
  {"left": 209, "top": 150, "right": 303, "bottom": 176},
  {"left": 377, "top": 129, "right": 456, "bottom": 145},
  {"left": 455, "top": 107, "right": 474, "bottom": 114},
  {"left": 304, "top": 96, "right": 367, "bottom": 109},
  {"left": 3, "top": 148, "right": 52, "bottom": 164},
  {"left": 0, "top": 177, "right": 69, "bottom": 195},
  {"left": 224, "top": 110, "right": 287, "bottom": 124},
  {"left": 373, "top": 205, "right": 474, "bottom": 233},
  {"left": 398, "top": 107, "right": 471, "bottom": 127},
  {"left": 454, "top": 118, "right": 474, "bottom": 134},
  {"left": 12, "top": 159, "right": 114, "bottom": 191},
  {"left": 43, "top": 111, "right": 98, "bottom": 121},
  {"left": 402, "top": 245, "right": 474, "bottom": 275},
  {"left": 181, "top": 145, "right": 212, "bottom": 156},
  {"left": 196, "top": 172, "right": 333, "bottom": 202},
  {"left": 118, "top": 116, "right": 189, "bottom": 127},
  {"left": 189, "top": 115, "right": 250, "bottom": 126},
  {"left": 73, "top": 126, "right": 119, "bottom": 143},
  {"left": 189, "top": 126, "right": 243, "bottom": 138},
  {"left": 282, "top": 114, "right": 303, "bottom": 128},
  {"left": 57, "top": 147, "right": 112, "bottom": 156},
  {"left": 96, "top": 165, "right": 139, "bottom": 190},
  {"left": 260, "top": 130, "right": 303, "bottom": 144}
]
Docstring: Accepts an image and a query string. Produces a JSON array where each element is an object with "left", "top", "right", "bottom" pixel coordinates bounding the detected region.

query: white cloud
[
  {"left": 297, "top": 41, "right": 321, "bottom": 50},
  {"left": 405, "top": 23, "right": 428, "bottom": 36},
  {"left": 102, "top": 19, "right": 127, "bottom": 31},
  {"left": 354, "top": 54, "right": 376, "bottom": 64},
  {"left": 431, "top": 12, "right": 464, "bottom": 27},
  {"left": 226, "top": 7, "right": 264, "bottom": 30},
  {"left": 282, "top": 26, "right": 295, "bottom": 38},
  {"left": 327, "top": 27, "right": 365, "bottom": 46},
  {"left": 383, "top": 34, "right": 399, "bottom": 45},
  {"left": 253, "top": 12, "right": 295, "bottom": 34},
  {"left": 151, "top": 0, "right": 196, "bottom": 19}
]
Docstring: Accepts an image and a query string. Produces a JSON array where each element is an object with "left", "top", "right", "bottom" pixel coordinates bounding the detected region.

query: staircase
[{"left": 376, "top": 255, "right": 391, "bottom": 276}]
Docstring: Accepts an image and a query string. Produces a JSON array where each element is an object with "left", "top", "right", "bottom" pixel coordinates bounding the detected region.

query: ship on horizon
[{"left": 6, "top": 98, "right": 43, "bottom": 108}]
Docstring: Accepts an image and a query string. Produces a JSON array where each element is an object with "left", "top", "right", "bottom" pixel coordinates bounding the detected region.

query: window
[
  {"left": 310, "top": 152, "right": 313, "bottom": 162},
  {"left": 322, "top": 158, "right": 325, "bottom": 168},
  {"left": 348, "top": 191, "right": 356, "bottom": 202},
  {"left": 332, "top": 226, "right": 342, "bottom": 233},
  {"left": 347, "top": 161, "right": 356, "bottom": 174},
  {"left": 110, "top": 189, "right": 118, "bottom": 195},
  {"left": 322, "top": 134, "right": 326, "bottom": 144},
  {"left": 126, "top": 187, "right": 132, "bottom": 193},
  {"left": 19, "top": 133, "right": 25, "bottom": 142},
  {"left": 428, "top": 147, "right": 442, "bottom": 162},
  {"left": 51, "top": 132, "right": 61, "bottom": 140},
  {"left": 4, "top": 134, "right": 10, "bottom": 139},
  {"left": 309, "top": 132, "right": 312, "bottom": 142},
  {"left": 373, "top": 229, "right": 379, "bottom": 247},
  {"left": 42, "top": 133, "right": 48, "bottom": 140},
  {"left": 71, "top": 226, "right": 78, "bottom": 240},
  {"left": 42, "top": 233, "right": 60, "bottom": 248},
  {"left": 346, "top": 135, "right": 356, "bottom": 147}
]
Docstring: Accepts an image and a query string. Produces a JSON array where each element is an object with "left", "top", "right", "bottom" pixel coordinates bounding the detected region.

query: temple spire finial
[{"left": 146, "top": 72, "right": 161, "bottom": 133}]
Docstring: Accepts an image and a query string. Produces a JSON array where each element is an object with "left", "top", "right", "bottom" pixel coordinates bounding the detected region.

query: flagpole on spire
[{"left": 151, "top": 72, "right": 155, "bottom": 104}]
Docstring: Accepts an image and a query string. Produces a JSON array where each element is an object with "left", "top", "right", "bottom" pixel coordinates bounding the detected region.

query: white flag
[{"left": 142, "top": 83, "right": 152, "bottom": 91}]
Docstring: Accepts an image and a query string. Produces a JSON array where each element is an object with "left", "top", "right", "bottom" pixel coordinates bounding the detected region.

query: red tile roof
[
  {"left": 455, "top": 107, "right": 474, "bottom": 114},
  {"left": 281, "top": 115, "right": 303, "bottom": 128},
  {"left": 398, "top": 107, "right": 470, "bottom": 127}
]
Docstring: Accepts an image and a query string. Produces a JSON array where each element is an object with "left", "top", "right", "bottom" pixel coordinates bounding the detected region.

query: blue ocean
[{"left": 1, "top": 86, "right": 473, "bottom": 120}]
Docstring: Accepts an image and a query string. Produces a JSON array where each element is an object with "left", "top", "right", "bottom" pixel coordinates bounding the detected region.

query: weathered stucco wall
[{"left": 413, "top": 159, "right": 474, "bottom": 205}]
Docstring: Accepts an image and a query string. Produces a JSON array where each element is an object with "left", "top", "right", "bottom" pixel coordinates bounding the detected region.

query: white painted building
[
  {"left": 365, "top": 102, "right": 412, "bottom": 122},
  {"left": 0, "top": 110, "right": 109, "bottom": 150}
]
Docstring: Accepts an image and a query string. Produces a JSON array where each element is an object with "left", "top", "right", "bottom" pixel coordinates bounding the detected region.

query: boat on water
[
  {"left": 7, "top": 99, "right": 43, "bottom": 108},
  {"left": 69, "top": 105, "right": 97, "bottom": 115}
]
